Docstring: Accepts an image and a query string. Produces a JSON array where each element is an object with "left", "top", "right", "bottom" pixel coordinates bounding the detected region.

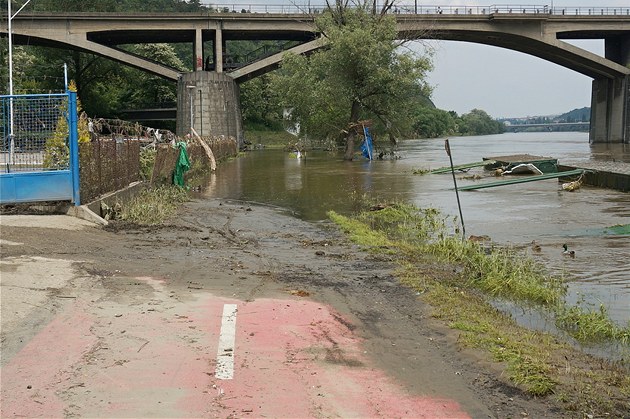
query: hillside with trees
[{"left": 498, "top": 107, "right": 590, "bottom": 132}]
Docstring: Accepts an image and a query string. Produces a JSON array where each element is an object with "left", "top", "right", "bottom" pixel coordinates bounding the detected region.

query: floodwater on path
[{"left": 203, "top": 132, "right": 630, "bottom": 328}]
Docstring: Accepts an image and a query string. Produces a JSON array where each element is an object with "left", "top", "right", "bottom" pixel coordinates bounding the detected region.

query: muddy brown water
[{"left": 202, "top": 132, "right": 629, "bottom": 330}]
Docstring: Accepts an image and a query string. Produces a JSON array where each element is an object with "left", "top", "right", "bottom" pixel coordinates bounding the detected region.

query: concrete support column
[
  {"left": 593, "top": 35, "right": 630, "bottom": 144},
  {"left": 590, "top": 75, "right": 630, "bottom": 144},
  {"left": 194, "top": 28, "right": 204, "bottom": 71},
  {"left": 215, "top": 26, "right": 223, "bottom": 73},
  {"left": 176, "top": 72, "right": 243, "bottom": 147},
  {"left": 605, "top": 34, "right": 630, "bottom": 68}
]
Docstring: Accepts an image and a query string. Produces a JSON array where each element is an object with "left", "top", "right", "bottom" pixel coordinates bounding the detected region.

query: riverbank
[
  {"left": 244, "top": 129, "right": 298, "bottom": 149},
  {"left": 2, "top": 199, "right": 579, "bottom": 418},
  {"left": 202, "top": 134, "right": 630, "bottom": 328},
  {"left": 3, "top": 131, "right": 629, "bottom": 418},
  {"left": 329, "top": 202, "right": 629, "bottom": 416}
]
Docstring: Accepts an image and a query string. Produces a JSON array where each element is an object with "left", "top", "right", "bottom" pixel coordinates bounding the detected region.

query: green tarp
[
  {"left": 173, "top": 142, "right": 190, "bottom": 187},
  {"left": 604, "top": 224, "right": 630, "bottom": 235}
]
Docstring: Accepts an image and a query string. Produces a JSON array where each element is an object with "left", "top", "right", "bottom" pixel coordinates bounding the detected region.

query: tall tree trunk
[{"left": 344, "top": 99, "right": 361, "bottom": 161}]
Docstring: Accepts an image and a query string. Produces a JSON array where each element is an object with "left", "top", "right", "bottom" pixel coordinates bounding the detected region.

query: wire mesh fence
[
  {"left": 79, "top": 139, "right": 141, "bottom": 203},
  {"left": 1, "top": 94, "right": 70, "bottom": 173}
]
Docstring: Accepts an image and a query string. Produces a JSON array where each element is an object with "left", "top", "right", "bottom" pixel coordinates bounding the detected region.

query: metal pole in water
[{"left": 445, "top": 139, "right": 466, "bottom": 240}]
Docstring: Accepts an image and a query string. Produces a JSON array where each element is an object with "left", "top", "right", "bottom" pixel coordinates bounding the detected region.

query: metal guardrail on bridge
[{"left": 210, "top": 3, "right": 630, "bottom": 16}]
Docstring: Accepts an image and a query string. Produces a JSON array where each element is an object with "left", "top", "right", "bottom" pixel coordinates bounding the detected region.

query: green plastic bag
[{"left": 173, "top": 141, "right": 191, "bottom": 187}]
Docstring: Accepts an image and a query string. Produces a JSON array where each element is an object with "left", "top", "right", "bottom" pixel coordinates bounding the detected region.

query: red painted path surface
[{"left": 1, "top": 277, "right": 470, "bottom": 418}]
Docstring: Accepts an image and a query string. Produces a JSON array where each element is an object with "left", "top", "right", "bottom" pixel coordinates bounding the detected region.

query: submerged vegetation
[
  {"left": 330, "top": 204, "right": 566, "bottom": 306},
  {"left": 329, "top": 202, "right": 630, "bottom": 415}
]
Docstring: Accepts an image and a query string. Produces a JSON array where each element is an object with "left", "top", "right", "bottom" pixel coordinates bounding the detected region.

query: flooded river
[{"left": 203, "top": 132, "right": 629, "bottom": 326}]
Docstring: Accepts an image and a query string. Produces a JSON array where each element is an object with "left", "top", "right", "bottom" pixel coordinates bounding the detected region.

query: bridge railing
[
  {"left": 548, "top": 7, "right": 630, "bottom": 16},
  {"left": 210, "top": 3, "right": 630, "bottom": 16}
]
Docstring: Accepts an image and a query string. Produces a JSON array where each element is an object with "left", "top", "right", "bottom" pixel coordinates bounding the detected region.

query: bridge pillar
[
  {"left": 194, "top": 29, "right": 204, "bottom": 71},
  {"left": 605, "top": 34, "right": 630, "bottom": 68},
  {"left": 590, "top": 75, "right": 629, "bottom": 144},
  {"left": 215, "top": 26, "right": 223, "bottom": 73},
  {"left": 177, "top": 72, "right": 243, "bottom": 147}
]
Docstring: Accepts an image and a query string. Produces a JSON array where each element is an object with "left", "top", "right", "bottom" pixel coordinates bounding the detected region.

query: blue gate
[{"left": 0, "top": 92, "right": 80, "bottom": 205}]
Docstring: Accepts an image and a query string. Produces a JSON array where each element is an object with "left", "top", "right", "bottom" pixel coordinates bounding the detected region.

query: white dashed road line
[{"left": 215, "top": 304, "right": 238, "bottom": 380}]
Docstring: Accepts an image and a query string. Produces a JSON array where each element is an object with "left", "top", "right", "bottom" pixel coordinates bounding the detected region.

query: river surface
[{"left": 203, "top": 132, "right": 630, "bottom": 326}]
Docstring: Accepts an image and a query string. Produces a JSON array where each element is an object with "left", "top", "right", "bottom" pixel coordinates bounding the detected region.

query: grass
[
  {"left": 401, "top": 266, "right": 559, "bottom": 396},
  {"left": 328, "top": 201, "right": 630, "bottom": 415},
  {"left": 412, "top": 168, "right": 430, "bottom": 175},
  {"left": 244, "top": 130, "right": 299, "bottom": 149},
  {"left": 119, "top": 185, "right": 188, "bottom": 225},
  {"left": 139, "top": 147, "right": 156, "bottom": 181},
  {"left": 556, "top": 303, "right": 630, "bottom": 344},
  {"left": 335, "top": 202, "right": 565, "bottom": 306}
]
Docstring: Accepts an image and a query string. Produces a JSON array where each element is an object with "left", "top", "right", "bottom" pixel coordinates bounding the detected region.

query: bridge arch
[{"left": 3, "top": 10, "right": 629, "bottom": 143}]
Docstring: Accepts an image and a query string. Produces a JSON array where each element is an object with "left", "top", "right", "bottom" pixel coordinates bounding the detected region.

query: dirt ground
[{"left": 1, "top": 198, "right": 566, "bottom": 418}]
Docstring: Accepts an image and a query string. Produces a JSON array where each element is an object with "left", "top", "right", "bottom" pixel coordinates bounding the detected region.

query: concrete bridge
[
  {"left": 503, "top": 122, "right": 591, "bottom": 132},
  {"left": 3, "top": 4, "right": 630, "bottom": 145}
]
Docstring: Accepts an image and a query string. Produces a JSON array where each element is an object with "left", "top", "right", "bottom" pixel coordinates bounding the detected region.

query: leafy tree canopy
[
  {"left": 458, "top": 108, "right": 505, "bottom": 136},
  {"left": 270, "top": 1, "right": 433, "bottom": 159}
]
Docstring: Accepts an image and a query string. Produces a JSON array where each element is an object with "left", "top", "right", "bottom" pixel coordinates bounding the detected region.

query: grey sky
[
  {"left": 213, "top": 1, "right": 628, "bottom": 118},
  {"left": 420, "top": 38, "right": 604, "bottom": 118}
]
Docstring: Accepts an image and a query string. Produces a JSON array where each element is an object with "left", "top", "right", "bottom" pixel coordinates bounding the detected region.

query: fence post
[{"left": 67, "top": 91, "right": 81, "bottom": 206}]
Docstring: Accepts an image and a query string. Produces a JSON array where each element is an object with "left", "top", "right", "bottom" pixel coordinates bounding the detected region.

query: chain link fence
[
  {"left": 1, "top": 94, "right": 70, "bottom": 173},
  {"left": 79, "top": 139, "right": 141, "bottom": 203}
]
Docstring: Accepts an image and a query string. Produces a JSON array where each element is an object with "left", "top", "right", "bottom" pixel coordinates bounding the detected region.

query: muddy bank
[{"left": 1, "top": 199, "right": 568, "bottom": 417}]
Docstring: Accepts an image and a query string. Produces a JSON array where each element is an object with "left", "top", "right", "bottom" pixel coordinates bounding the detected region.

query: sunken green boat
[{"left": 483, "top": 154, "right": 558, "bottom": 174}]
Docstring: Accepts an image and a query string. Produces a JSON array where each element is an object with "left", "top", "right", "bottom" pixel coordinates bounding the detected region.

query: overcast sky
[
  {"left": 213, "top": 1, "right": 629, "bottom": 118},
  {"left": 419, "top": 38, "right": 604, "bottom": 118}
]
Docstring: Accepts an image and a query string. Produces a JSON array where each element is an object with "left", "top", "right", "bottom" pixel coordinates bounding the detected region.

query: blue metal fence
[{"left": 0, "top": 92, "right": 80, "bottom": 205}]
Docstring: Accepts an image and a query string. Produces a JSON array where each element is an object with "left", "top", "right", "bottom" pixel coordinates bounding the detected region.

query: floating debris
[
  {"left": 483, "top": 154, "right": 558, "bottom": 174},
  {"left": 562, "top": 173, "right": 584, "bottom": 192}
]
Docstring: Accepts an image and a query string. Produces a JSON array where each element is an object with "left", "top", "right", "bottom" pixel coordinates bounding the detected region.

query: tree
[
  {"left": 240, "top": 75, "right": 283, "bottom": 131},
  {"left": 122, "top": 43, "right": 187, "bottom": 108},
  {"left": 44, "top": 81, "right": 90, "bottom": 169},
  {"left": 458, "top": 109, "right": 505, "bottom": 136},
  {"left": 271, "top": 1, "right": 433, "bottom": 160},
  {"left": 412, "top": 107, "right": 456, "bottom": 138},
  {"left": 0, "top": 45, "right": 40, "bottom": 94}
]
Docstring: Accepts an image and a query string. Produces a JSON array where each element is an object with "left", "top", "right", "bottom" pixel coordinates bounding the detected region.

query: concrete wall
[{"left": 177, "top": 72, "right": 244, "bottom": 148}]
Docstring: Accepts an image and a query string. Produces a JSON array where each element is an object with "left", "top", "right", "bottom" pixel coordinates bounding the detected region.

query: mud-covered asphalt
[{"left": 1, "top": 198, "right": 565, "bottom": 418}]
